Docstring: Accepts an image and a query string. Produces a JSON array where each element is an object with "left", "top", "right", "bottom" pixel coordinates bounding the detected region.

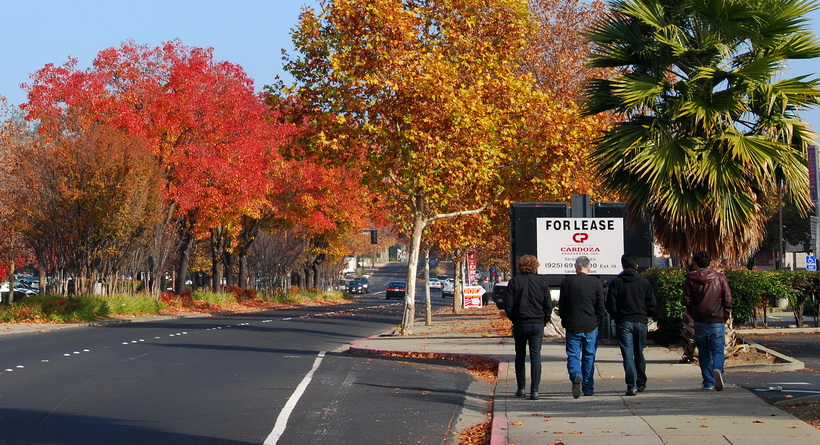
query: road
[
  {"left": 730, "top": 331, "right": 820, "bottom": 405},
  {"left": 0, "top": 263, "right": 479, "bottom": 445}
]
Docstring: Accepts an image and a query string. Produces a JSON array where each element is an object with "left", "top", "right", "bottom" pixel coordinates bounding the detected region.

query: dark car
[
  {"left": 385, "top": 281, "right": 407, "bottom": 299},
  {"left": 347, "top": 280, "right": 364, "bottom": 294},
  {"left": 355, "top": 277, "right": 370, "bottom": 293},
  {"left": 491, "top": 281, "right": 509, "bottom": 310}
]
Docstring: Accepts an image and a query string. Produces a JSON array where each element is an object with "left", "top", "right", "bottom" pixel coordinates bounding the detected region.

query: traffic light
[{"left": 370, "top": 230, "right": 378, "bottom": 244}]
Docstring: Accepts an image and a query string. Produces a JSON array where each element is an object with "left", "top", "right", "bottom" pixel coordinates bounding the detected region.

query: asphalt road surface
[
  {"left": 0, "top": 263, "right": 479, "bottom": 444},
  {"left": 730, "top": 331, "right": 820, "bottom": 405}
]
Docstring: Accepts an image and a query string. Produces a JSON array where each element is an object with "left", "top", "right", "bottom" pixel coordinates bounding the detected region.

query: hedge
[{"left": 643, "top": 267, "right": 819, "bottom": 342}]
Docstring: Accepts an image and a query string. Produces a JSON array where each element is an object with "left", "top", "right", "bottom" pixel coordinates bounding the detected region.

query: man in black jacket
[
  {"left": 683, "top": 250, "right": 732, "bottom": 391},
  {"left": 606, "top": 254, "right": 657, "bottom": 396},
  {"left": 505, "top": 255, "right": 552, "bottom": 400},
  {"left": 559, "top": 256, "right": 605, "bottom": 398}
]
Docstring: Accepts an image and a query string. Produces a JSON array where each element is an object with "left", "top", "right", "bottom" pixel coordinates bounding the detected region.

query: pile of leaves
[{"left": 458, "top": 419, "right": 491, "bottom": 445}]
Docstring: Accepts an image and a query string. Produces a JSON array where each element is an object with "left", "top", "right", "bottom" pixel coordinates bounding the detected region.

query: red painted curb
[{"left": 490, "top": 361, "right": 508, "bottom": 445}]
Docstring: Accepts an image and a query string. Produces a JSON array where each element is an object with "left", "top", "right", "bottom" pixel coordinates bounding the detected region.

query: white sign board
[
  {"left": 463, "top": 286, "right": 486, "bottom": 308},
  {"left": 536, "top": 217, "right": 625, "bottom": 275}
]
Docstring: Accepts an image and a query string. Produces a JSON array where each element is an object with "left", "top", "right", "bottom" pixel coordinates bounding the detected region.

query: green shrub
[
  {"left": 643, "top": 267, "right": 819, "bottom": 342},
  {"left": 723, "top": 270, "right": 789, "bottom": 325},
  {"left": 192, "top": 291, "right": 238, "bottom": 306},
  {"left": 0, "top": 294, "right": 168, "bottom": 323},
  {"left": 642, "top": 267, "right": 686, "bottom": 343}
]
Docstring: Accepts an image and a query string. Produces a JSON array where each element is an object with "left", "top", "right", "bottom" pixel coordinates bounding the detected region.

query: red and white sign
[
  {"left": 536, "top": 217, "right": 624, "bottom": 275},
  {"left": 463, "top": 286, "right": 485, "bottom": 308},
  {"left": 467, "top": 248, "right": 477, "bottom": 285}
]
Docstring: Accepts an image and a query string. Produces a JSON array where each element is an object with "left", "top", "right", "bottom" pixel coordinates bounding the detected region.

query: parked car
[
  {"left": 385, "top": 281, "right": 407, "bottom": 299},
  {"left": 491, "top": 281, "right": 509, "bottom": 309},
  {"left": 347, "top": 280, "right": 365, "bottom": 294},
  {"left": 0, "top": 280, "right": 39, "bottom": 303},
  {"left": 427, "top": 278, "right": 442, "bottom": 289},
  {"left": 437, "top": 275, "right": 449, "bottom": 281},
  {"left": 441, "top": 280, "right": 454, "bottom": 298}
]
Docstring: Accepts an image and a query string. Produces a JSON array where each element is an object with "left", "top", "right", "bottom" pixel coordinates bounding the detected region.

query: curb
[
  {"left": 736, "top": 327, "right": 820, "bottom": 334},
  {"left": 490, "top": 361, "right": 508, "bottom": 445},
  {"left": 735, "top": 338, "right": 806, "bottom": 372},
  {"left": 775, "top": 394, "right": 820, "bottom": 406}
]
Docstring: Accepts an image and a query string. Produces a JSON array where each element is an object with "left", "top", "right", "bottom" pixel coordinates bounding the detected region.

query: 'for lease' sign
[{"left": 536, "top": 218, "right": 624, "bottom": 275}]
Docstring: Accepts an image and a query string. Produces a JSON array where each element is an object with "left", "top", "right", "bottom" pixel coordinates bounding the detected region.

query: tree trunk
[
  {"left": 453, "top": 249, "right": 464, "bottom": 314},
  {"left": 6, "top": 260, "right": 14, "bottom": 305},
  {"left": 174, "top": 219, "right": 195, "bottom": 295},
  {"left": 400, "top": 215, "right": 427, "bottom": 335},
  {"left": 424, "top": 247, "right": 432, "bottom": 326},
  {"left": 312, "top": 262, "right": 320, "bottom": 289},
  {"left": 224, "top": 250, "right": 235, "bottom": 287},
  {"left": 38, "top": 264, "right": 46, "bottom": 296},
  {"left": 238, "top": 255, "right": 249, "bottom": 289},
  {"left": 210, "top": 227, "right": 227, "bottom": 293}
]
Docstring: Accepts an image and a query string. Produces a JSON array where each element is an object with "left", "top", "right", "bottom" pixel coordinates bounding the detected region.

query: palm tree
[{"left": 583, "top": 0, "right": 820, "bottom": 263}]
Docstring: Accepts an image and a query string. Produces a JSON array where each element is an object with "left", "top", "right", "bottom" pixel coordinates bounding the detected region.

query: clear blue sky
[
  {"left": 0, "top": 0, "right": 319, "bottom": 106},
  {"left": 0, "top": 0, "right": 818, "bottom": 141}
]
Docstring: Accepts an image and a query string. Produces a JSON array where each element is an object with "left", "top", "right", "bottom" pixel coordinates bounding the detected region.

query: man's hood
[
  {"left": 619, "top": 268, "right": 641, "bottom": 282},
  {"left": 687, "top": 268, "right": 721, "bottom": 284}
]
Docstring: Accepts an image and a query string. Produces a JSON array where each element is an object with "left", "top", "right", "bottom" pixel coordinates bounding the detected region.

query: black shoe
[
  {"left": 625, "top": 389, "right": 637, "bottom": 396},
  {"left": 713, "top": 369, "right": 724, "bottom": 391},
  {"left": 572, "top": 375, "right": 582, "bottom": 399},
  {"left": 637, "top": 386, "right": 646, "bottom": 392},
  {"left": 515, "top": 389, "right": 526, "bottom": 398},
  {"left": 530, "top": 392, "right": 540, "bottom": 400},
  {"left": 583, "top": 392, "right": 594, "bottom": 396}
]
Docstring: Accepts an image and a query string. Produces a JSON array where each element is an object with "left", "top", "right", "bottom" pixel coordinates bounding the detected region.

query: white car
[
  {"left": 427, "top": 278, "right": 442, "bottom": 289},
  {"left": 442, "top": 280, "right": 454, "bottom": 298}
]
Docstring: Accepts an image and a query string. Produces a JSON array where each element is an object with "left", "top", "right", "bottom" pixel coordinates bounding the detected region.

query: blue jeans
[
  {"left": 616, "top": 321, "right": 648, "bottom": 391},
  {"left": 694, "top": 321, "right": 725, "bottom": 388},
  {"left": 565, "top": 328, "right": 598, "bottom": 394},
  {"left": 513, "top": 323, "right": 544, "bottom": 392}
]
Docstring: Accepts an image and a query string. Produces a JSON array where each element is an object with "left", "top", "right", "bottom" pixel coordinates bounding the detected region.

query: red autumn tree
[{"left": 24, "top": 40, "right": 288, "bottom": 294}]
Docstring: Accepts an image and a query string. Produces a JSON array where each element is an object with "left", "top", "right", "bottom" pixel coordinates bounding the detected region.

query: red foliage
[
  {"left": 160, "top": 290, "right": 193, "bottom": 307},
  {"left": 223, "top": 285, "right": 257, "bottom": 301},
  {"left": 23, "top": 39, "right": 294, "bottom": 232}
]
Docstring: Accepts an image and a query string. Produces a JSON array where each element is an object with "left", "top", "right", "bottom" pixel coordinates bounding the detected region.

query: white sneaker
[{"left": 713, "top": 369, "right": 724, "bottom": 391}]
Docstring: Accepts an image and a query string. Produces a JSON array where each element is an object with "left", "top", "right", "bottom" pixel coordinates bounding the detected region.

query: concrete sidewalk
[{"left": 348, "top": 311, "right": 820, "bottom": 445}]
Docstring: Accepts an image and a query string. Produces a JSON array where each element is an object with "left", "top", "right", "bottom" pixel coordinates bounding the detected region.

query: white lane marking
[
  {"left": 755, "top": 389, "right": 820, "bottom": 394},
  {"left": 264, "top": 351, "right": 327, "bottom": 445}
]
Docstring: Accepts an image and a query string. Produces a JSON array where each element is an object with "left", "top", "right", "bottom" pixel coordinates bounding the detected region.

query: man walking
[
  {"left": 559, "top": 256, "right": 605, "bottom": 398},
  {"left": 683, "top": 250, "right": 732, "bottom": 391},
  {"left": 606, "top": 254, "right": 657, "bottom": 396}
]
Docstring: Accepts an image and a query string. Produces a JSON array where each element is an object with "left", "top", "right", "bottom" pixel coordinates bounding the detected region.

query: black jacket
[
  {"left": 683, "top": 268, "right": 732, "bottom": 323},
  {"left": 559, "top": 273, "right": 605, "bottom": 334},
  {"left": 606, "top": 268, "right": 657, "bottom": 323},
  {"left": 505, "top": 273, "right": 552, "bottom": 325}
]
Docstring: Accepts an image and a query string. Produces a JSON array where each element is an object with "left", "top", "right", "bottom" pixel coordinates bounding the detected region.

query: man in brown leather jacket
[{"left": 683, "top": 251, "right": 732, "bottom": 391}]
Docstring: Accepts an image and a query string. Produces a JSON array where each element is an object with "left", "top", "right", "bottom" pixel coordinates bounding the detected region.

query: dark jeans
[
  {"left": 565, "top": 328, "right": 598, "bottom": 395},
  {"left": 694, "top": 321, "right": 725, "bottom": 388},
  {"left": 616, "top": 321, "right": 648, "bottom": 391},
  {"left": 513, "top": 323, "right": 544, "bottom": 392}
]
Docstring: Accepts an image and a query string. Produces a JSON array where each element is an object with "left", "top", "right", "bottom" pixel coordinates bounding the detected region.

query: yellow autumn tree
[{"left": 283, "top": 0, "right": 584, "bottom": 334}]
